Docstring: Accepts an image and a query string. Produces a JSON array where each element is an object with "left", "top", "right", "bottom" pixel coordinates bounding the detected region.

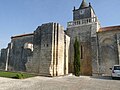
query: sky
[{"left": 0, "top": 0, "right": 120, "bottom": 49}]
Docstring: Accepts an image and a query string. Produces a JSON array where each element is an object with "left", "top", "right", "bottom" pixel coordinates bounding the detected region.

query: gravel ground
[{"left": 0, "top": 75, "right": 120, "bottom": 90}]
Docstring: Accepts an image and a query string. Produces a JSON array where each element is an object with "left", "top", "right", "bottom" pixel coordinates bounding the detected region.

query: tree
[{"left": 74, "top": 37, "right": 80, "bottom": 76}]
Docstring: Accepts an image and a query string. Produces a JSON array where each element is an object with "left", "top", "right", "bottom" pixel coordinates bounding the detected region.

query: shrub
[{"left": 14, "top": 73, "right": 24, "bottom": 79}]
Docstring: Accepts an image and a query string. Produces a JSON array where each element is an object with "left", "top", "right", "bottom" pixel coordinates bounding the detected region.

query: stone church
[{"left": 0, "top": 0, "right": 120, "bottom": 76}]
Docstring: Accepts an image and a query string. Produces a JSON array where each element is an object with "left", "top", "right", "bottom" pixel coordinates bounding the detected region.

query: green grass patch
[{"left": 0, "top": 71, "right": 36, "bottom": 79}]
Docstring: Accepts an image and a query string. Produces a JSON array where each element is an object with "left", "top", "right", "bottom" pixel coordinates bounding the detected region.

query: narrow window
[{"left": 81, "top": 45, "right": 83, "bottom": 59}]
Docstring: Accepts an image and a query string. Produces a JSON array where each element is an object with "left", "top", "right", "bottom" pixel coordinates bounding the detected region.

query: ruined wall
[
  {"left": 27, "top": 23, "right": 67, "bottom": 76},
  {"left": 0, "top": 48, "right": 7, "bottom": 70},
  {"left": 10, "top": 34, "right": 33, "bottom": 71},
  {"left": 31, "top": 23, "right": 54, "bottom": 75},
  {"left": 98, "top": 30, "right": 120, "bottom": 75}
]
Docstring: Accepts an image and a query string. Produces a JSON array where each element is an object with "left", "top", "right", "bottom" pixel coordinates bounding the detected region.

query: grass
[{"left": 0, "top": 71, "right": 36, "bottom": 79}]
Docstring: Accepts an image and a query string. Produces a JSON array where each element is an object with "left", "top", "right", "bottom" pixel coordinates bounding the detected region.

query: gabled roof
[{"left": 79, "top": 0, "right": 88, "bottom": 9}]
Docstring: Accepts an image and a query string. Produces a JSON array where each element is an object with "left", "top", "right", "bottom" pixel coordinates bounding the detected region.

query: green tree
[{"left": 74, "top": 37, "right": 80, "bottom": 76}]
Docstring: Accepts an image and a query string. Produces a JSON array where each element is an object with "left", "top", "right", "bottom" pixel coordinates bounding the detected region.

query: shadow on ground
[{"left": 90, "top": 76, "right": 120, "bottom": 80}]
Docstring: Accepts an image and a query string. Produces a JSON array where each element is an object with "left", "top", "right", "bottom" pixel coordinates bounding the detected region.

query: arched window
[
  {"left": 24, "top": 43, "right": 33, "bottom": 51},
  {"left": 103, "top": 38, "right": 113, "bottom": 45}
]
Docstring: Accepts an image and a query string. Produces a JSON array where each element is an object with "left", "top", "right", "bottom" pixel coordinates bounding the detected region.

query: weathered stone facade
[
  {"left": 8, "top": 33, "right": 34, "bottom": 71},
  {"left": 66, "top": 0, "right": 120, "bottom": 76},
  {"left": 0, "top": 23, "right": 70, "bottom": 76},
  {"left": 66, "top": 22, "right": 100, "bottom": 75},
  {"left": 0, "top": 0, "right": 120, "bottom": 76},
  {"left": 0, "top": 48, "right": 7, "bottom": 69},
  {"left": 98, "top": 27, "right": 120, "bottom": 75},
  {"left": 66, "top": 0, "right": 100, "bottom": 75},
  {"left": 26, "top": 23, "right": 70, "bottom": 76}
]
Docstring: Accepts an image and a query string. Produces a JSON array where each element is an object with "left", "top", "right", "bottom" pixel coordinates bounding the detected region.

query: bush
[
  {"left": 74, "top": 37, "right": 80, "bottom": 76},
  {"left": 14, "top": 73, "right": 24, "bottom": 79}
]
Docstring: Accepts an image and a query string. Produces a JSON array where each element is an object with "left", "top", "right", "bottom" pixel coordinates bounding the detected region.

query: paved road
[{"left": 0, "top": 75, "right": 120, "bottom": 90}]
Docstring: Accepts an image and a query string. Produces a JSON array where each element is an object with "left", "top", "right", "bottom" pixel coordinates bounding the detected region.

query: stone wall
[
  {"left": 27, "top": 23, "right": 54, "bottom": 75},
  {"left": 66, "top": 23, "right": 96, "bottom": 75},
  {"left": 64, "top": 35, "right": 70, "bottom": 74},
  {"left": 98, "top": 30, "right": 120, "bottom": 75},
  {"left": 73, "top": 6, "right": 96, "bottom": 21},
  {"left": 54, "top": 24, "right": 65, "bottom": 76},
  {"left": 0, "top": 48, "right": 7, "bottom": 70},
  {"left": 91, "top": 22, "right": 100, "bottom": 75},
  {"left": 27, "top": 23, "right": 68, "bottom": 76},
  {"left": 9, "top": 34, "right": 33, "bottom": 71},
  {"left": 73, "top": 7, "right": 91, "bottom": 20}
]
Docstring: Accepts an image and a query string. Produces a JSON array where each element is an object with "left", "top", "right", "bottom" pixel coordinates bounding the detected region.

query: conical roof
[{"left": 79, "top": 0, "right": 88, "bottom": 9}]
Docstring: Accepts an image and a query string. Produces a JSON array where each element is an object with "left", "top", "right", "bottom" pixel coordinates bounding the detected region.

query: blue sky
[{"left": 0, "top": 0, "right": 120, "bottom": 49}]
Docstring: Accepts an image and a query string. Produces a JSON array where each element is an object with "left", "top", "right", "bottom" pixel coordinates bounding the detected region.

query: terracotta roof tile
[
  {"left": 11, "top": 33, "right": 34, "bottom": 39},
  {"left": 98, "top": 25, "right": 120, "bottom": 32}
]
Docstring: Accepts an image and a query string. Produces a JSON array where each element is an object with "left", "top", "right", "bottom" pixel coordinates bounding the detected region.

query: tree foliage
[{"left": 74, "top": 37, "right": 80, "bottom": 76}]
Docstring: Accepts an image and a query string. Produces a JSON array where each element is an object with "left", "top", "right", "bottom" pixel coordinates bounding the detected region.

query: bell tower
[
  {"left": 73, "top": 0, "right": 96, "bottom": 21},
  {"left": 66, "top": 0, "right": 101, "bottom": 76}
]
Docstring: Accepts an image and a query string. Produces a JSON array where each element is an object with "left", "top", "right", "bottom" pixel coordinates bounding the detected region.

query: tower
[
  {"left": 73, "top": 0, "right": 96, "bottom": 21},
  {"left": 66, "top": 0, "right": 100, "bottom": 75}
]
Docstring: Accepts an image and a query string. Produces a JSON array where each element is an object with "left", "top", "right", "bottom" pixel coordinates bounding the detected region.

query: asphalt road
[{"left": 0, "top": 75, "right": 120, "bottom": 90}]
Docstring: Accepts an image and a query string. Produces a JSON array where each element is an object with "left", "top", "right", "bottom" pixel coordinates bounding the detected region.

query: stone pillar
[
  {"left": 64, "top": 35, "right": 70, "bottom": 75},
  {"left": 91, "top": 37, "right": 99, "bottom": 76},
  {"left": 91, "top": 23, "right": 100, "bottom": 76},
  {"left": 5, "top": 48, "right": 9, "bottom": 71},
  {"left": 52, "top": 23, "right": 57, "bottom": 76},
  {"left": 117, "top": 34, "right": 120, "bottom": 65}
]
